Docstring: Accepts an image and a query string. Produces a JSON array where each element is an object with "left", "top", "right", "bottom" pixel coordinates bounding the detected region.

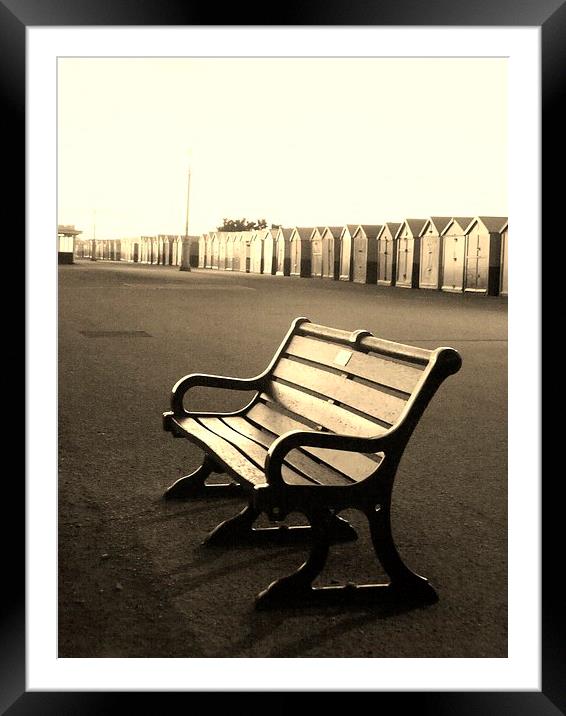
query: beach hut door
[
  {"left": 465, "top": 231, "right": 488, "bottom": 290},
  {"left": 312, "top": 238, "right": 322, "bottom": 276},
  {"left": 354, "top": 235, "right": 367, "bottom": 281},
  {"left": 291, "top": 239, "right": 299, "bottom": 275}
]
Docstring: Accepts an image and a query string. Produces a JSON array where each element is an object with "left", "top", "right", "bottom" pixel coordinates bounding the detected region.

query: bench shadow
[
  {"left": 225, "top": 598, "right": 436, "bottom": 658},
  {"left": 165, "top": 546, "right": 299, "bottom": 596}
]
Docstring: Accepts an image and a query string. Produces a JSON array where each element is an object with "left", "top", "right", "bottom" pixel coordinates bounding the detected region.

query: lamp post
[
  {"left": 90, "top": 208, "right": 97, "bottom": 261},
  {"left": 180, "top": 164, "right": 192, "bottom": 271}
]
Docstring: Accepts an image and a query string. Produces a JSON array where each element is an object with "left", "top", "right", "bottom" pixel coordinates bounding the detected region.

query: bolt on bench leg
[
  {"left": 163, "top": 454, "right": 242, "bottom": 500},
  {"left": 203, "top": 505, "right": 357, "bottom": 547}
]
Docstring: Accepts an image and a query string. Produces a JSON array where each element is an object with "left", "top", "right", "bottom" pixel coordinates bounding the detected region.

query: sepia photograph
[
  {"left": 0, "top": 0, "right": 555, "bottom": 701},
  {"left": 10, "top": 9, "right": 550, "bottom": 702},
  {"left": 56, "top": 53, "right": 510, "bottom": 661}
]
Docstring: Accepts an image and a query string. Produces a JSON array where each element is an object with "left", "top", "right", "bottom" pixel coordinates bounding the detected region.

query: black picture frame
[{"left": 8, "top": 0, "right": 558, "bottom": 711}]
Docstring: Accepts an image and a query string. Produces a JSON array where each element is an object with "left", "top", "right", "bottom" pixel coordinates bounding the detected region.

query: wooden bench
[{"left": 162, "top": 317, "right": 462, "bottom": 608}]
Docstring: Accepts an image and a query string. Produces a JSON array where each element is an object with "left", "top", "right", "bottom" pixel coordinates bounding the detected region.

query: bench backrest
[{"left": 256, "top": 318, "right": 461, "bottom": 447}]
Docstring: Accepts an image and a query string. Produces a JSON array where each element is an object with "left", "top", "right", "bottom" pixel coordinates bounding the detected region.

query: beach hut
[
  {"left": 217, "top": 232, "right": 228, "bottom": 270},
  {"left": 463, "top": 216, "right": 507, "bottom": 295},
  {"left": 338, "top": 224, "right": 359, "bottom": 281},
  {"left": 211, "top": 233, "right": 220, "bottom": 269},
  {"left": 352, "top": 225, "right": 382, "bottom": 284},
  {"left": 290, "top": 227, "right": 315, "bottom": 277},
  {"left": 205, "top": 233, "right": 214, "bottom": 268},
  {"left": 320, "top": 226, "right": 342, "bottom": 279},
  {"left": 231, "top": 233, "right": 242, "bottom": 272},
  {"left": 238, "top": 231, "right": 253, "bottom": 272},
  {"left": 376, "top": 223, "right": 400, "bottom": 286},
  {"left": 188, "top": 236, "right": 199, "bottom": 268},
  {"left": 395, "top": 219, "right": 427, "bottom": 288},
  {"left": 250, "top": 229, "right": 269, "bottom": 273},
  {"left": 171, "top": 236, "right": 180, "bottom": 266},
  {"left": 141, "top": 237, "right": 150, "bottom": 263},
  {"left": 225, "top": 234, "right": 235, "bottom": 271},
  {"left": 499, "top": 221, "right": 508, "bottom": 296},
  {"left": 440, "top": 218, "right": 472, "bottom": 292},
  {"left": 309, "top": 227, "right": 325, "bottom": 277},
  {"left": 275, "top": 228, "right": 293, "bottom": 276},
  {"left": 418, "top": 217, "right": 451, "bottom": 289},
  {"left": 161, "top": 235, "right": 171, "bottom": 265},
  {"left": 198, "top": 235, "right": 206, "bottom": 268},
  {"left": 262, "top": 229, "right": 278, "bottom": 275},
  {"left": 167, "top": 235, "right": 178, "bottom": 265},
  {"left": 152, "top": 236, "right": 160, "bottom": 264}
]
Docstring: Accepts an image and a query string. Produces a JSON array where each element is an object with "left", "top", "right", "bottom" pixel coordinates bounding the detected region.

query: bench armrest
[
  {"left": 170, "top": 373, "right": 268, "bottom": 416},
  {"left": 264, "top": 429, "right": 395, "bottom": 488}
]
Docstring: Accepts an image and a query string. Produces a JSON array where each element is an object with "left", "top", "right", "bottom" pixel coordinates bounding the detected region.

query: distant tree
[{"left": 217, "top": 218, "right": 268, "bottom": 232}]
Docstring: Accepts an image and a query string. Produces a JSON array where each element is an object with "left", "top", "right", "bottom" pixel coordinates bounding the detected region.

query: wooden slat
[
  {"left": 222, "top": 416, "right": 354, "bottom": 486},
  {"left": 245, "top": 404, "right": 380, "bottom": 482},
  {"left": 272, "top": 358, "right": 405, "bottom": 424},
  {"left": 299, "top": 322, "right": 433, "bottom": 365},
  {"left": 174, "top": 416, "right": 266, "bottom": 486},
  {"left": 285, "top": 335, "right": 422, "bottom": 394},
  {"left": 197, "top": 417, "right": 315, "bottom": 487},
  {"left": 263, "top": 383, "right": 385, "bottom": 437}
]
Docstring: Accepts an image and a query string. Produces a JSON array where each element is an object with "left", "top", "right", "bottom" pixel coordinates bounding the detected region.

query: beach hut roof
[
  {"left": 292, "top": 227, "right": 315, "bottom": 240},
  {"left": 377, "top": 222, "right": 402, "bottom": 239},
  {"left": 278, "top": 228, "right": 293, "bottom": 240},
  {"left": 440, "top": 217, "right": 474, "bottom": 236},
  {"left": 465, "top": 216, "right": 508, "bottom": 234},
  {"left": 322, "top": 226, "right": 343, "bottom": 238},
  {"left": 395, "top": 219, "right": 427, "bottom": 239},
  {"left": 354, "top": 224, "right": 383, "bottom": 239},
  {"left": 421, "top": 217, "right": 452, "bottom": 236}
]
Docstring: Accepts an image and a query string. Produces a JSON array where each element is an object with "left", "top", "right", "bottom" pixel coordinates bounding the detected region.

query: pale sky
[{"left": 58, "top": 58, "right": 507, "bottom": 239}]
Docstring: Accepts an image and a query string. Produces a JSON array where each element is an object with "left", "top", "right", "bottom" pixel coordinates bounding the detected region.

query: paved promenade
[{"left": 58, "top": 261, "right": 507, "bottom": 658}]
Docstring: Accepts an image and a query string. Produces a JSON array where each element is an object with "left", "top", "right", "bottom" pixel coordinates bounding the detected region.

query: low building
[
  {"left": 58, "top": 224, "right": 82, "bottom": 264},
  {"left": 418, "top": 217, "right": 452, "bottom": 289},
  {"left": 463, "top": 216, "right": 507, "bottom": 295},
  {"left": 310, "top": 227, "right": 326, "bottom": 278},
  {"left": 320, "top": 226, "right": 342, "bottom": 279},
  {"left": 338, "top": 224, "right": 359, "bottom": 281},
  {"left": 376, "top": 222, "right": 401, "bottom": 286},
  {"left": 499, "top": 221, "right": 508, "bottom": 297},
  {"left": 440, "top": 217, "right": 473, "bottom": 292},
  {"left": 395, "top": 219, "right": 427, "bottom": 288},
  {"left": 290, "top": 227, "right": 315, "bottom": 277},
  {"left": 275, "top": 228, "right": 293, "bottom": 276},
  {"left": 352, "top": 224, "right": 382, "bottom": 284}
]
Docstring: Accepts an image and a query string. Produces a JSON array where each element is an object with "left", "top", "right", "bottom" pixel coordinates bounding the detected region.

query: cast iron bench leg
[
  {"left": 255, "top": 508, "right": 333, "bottom": 608},
  {"left": 366, "top": 504, "right": 438, "bottom": 603},
  {"left": 203, "top": 504, "right": 357, "bottom": 546},
  {"left": 255, "top": 506, "right": 438, "bottom": 609},
  {"left": 163, "top": 454, "right": 243, "bottom": 500}
]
